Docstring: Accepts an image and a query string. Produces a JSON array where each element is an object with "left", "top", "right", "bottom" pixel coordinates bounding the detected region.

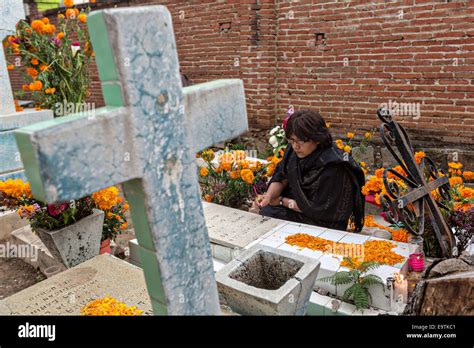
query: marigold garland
[
  {"left": 81, "top": 296, "right": 143, "bottom": 316},
  {"left": 285, "top": 233, "right": 405, "bottom": 268},
  {"left": 364, "top": 215, "right": 410, "bottom": 243}
]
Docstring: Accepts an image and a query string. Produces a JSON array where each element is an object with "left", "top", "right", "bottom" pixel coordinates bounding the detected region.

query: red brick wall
[{"left": 6, "top": 0, "right": 474, "bottom": 148}]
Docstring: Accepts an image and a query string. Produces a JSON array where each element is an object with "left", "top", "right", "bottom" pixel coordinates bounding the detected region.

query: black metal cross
[{"left": 376, "top": 108, "right": 457, "bottom": 258}]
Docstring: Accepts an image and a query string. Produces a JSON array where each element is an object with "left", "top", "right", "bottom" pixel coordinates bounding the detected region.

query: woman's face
[{"left": 288, "top": 135, "right": 319, "bottom": 158}]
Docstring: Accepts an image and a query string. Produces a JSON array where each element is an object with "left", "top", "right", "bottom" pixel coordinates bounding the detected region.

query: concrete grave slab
[
  {"left": 203, "top": 202, "right": 284, "bottom": 249},
  {"left": 0, "top": 254, "right": 154, "bottom": 315}
]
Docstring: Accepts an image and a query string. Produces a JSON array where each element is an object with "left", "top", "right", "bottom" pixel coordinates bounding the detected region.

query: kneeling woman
[{"left": 260, "top": 109, "right": 365, "bottom": 232}]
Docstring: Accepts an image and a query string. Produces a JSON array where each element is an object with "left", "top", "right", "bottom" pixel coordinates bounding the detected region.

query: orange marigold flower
[
  {"left": 221, "top": 162, "right": 232, "bottom": 172},
  {"left": 56, "top": 32, "right": 65, "bottom": 40},
  {"left": 66, "top": 8, "right": 77, "bottom": 18},
  {"left": 45, "top": 87, "right": 56, "bottom": 94},
  {"left": 43, "top": 24, "right": 56, "bottom": 35},
  {"left": 453, "top": 202, "right": 473, "bottom": 212},
  {"left": 78, "top": 13, "right": 87, "bottom": 23},
  {"left": 41, "top": 17, "right": 50, "bottom": 24},
  {"left": 7, "top": 64, "right": 14, "bottom": 70},
  {"left": 31, "top": 20, "right": 45, "bottom": 33},
  {"left": 81, "top": 296, "right": 143, "bottom": 316},
  {"left": 27, "top": 67, "right": 38, "bottom": 78},
  {"left": 200, "top": 167, "right": 209, "bottom": 177},
  {"left": 120, "top": 222, "right": 128, "bottom": 230},
  {"left": 266, "top": 163, "right": 276, "bottom": 176},
  {"left": 204, "top": 194, "right": 213, "bottom": 202},
  {"left": 31, "top": 58, "right": 39, "bottom": 66},
  {"left": 229, "top": 170, "right": 240, "bottom": 180},
  {"left": 64, "top": 0, "right": 74, "bottom": 7},
  {"left": 460, "top": 186, "right": 474, "bottom": 199},
  {"left": 449, "top": 176, "right": 463, "bottom": 187},
  {"left": 347, "top": 132, "right": 354, "bottom": 139},
  {"left": 448, "top": 162, "right": 463, "bottom": 170},
  {"left": 92, "top": 186, "right": 121, "bottom": 211},
  {"left": 29, "top": 80, "right": 43, "bottom": 91},
  {"left": 240, "top": 169, "right": 254, "bottom": 184},
  {"left": 375, "top": 168, "right": 384, "bottom": 179},
  {"left": 414, "top": 151, "right": 426, "bottom": 164},
  {"left": 463, "top": 171, "right": 473, "bottom": 181},
  {"left": 39, "top": 64, "right": 49, "bottom": 72},
  {"left": 364, "top": 132, "right": 372, "bottom": 140},
  {"left": 344, "top": 145, "right": 351, "bottom": 153},
  {"left": 22, "top": 84, "right": 29, "bottom": 91}
]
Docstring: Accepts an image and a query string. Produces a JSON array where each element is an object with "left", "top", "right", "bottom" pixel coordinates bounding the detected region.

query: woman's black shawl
[{"left": 270, "top": 144, "right": 366, "bottom": 232}]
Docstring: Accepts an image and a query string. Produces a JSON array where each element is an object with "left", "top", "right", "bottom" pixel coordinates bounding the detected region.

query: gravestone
[
  {"left": 14, "top": 6, "right": 248, "bottom": 315},
  {"left": 0, "top": 254, "right": 154, "bottom": 315},
  {"left": 203, "top": 203, "right": 282, "bottom": 249},
  {"left": 0, "top": 0, "right": 53, "bottom": 180}
]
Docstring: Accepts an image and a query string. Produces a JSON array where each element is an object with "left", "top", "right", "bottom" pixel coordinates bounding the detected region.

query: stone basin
[{"left": 216, "top": 245, "right": 320, "bottom": 315}]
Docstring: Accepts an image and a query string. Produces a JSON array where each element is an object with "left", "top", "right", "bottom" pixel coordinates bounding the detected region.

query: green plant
[
  {"left": 197, "top": 149, "right": 273, "bottom": 208},
  {"left": 320, "top": 258, "right": 384, "bottom": 312},
  {"left": 5, "top": 6, "right": 93, "bottom": 116}
]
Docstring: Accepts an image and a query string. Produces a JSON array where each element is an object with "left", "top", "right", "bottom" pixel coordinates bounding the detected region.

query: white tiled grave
[
  {"left": 130, "top": 202, "right": 409, "bottom": 313},
  {"left": 251, "top": 222, "right": 410, "bottom": 312}
]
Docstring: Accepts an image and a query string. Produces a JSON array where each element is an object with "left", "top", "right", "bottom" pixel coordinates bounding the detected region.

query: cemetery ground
[{"left": 0, "top": 2, "right": 473, "bottom": 337}]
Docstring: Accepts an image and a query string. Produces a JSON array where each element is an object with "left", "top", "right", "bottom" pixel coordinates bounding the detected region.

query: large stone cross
[
  {"left": 0, "top": 0, "right": 25, "bottom": 114},
  {"left": 14, "top": 6, "right": 248, "bottom": 314}
]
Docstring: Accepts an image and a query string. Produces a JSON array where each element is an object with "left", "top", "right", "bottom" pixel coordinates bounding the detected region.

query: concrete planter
[
  {"left": 216, "top": 245, "right": 320, "bottom": 315},
  {"left": 35, "top": 209, "right": 104, "bottom": 268}
]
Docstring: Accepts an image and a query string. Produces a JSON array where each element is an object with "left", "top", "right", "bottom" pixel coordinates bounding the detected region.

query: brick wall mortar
[{"left": 4, "top": 0, "right": 474, "bottom": 150}]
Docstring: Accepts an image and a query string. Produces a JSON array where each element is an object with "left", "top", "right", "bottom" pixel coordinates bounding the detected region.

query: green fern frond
[
  {"left": 319, "top": 271, "right": 351, "bottom": 285},
  {"left": 360, "top": 274, "right": 384, "bottom": 287},
  {"left": 358, "top": 261, "right": 381, "bottom": 274},
  {"left": 353, "top": 285, "right": 370, "bottom": 311},
  {"left": 342, "top": 284, "right": 356, "bottom": 303}
]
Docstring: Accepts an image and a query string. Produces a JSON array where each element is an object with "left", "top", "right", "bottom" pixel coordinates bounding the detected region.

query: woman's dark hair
[{"left": 285, "top": 109, "right": 333, "bottom": 148}]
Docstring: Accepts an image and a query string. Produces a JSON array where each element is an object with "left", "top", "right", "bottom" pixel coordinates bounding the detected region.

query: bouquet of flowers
[
  {"left": 4, "top": 0, "right": 93, "bottom": 115},
  {"left": 197, "top": 149, "right": 277, "bottom": 208},
  {"left": 0, "top": 179, "right": 128, "bottom": 240}
]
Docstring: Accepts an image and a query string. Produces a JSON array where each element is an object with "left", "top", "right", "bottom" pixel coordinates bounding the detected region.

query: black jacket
[{"left": 270, "top": 143, "right": 365, "bottom": 231}]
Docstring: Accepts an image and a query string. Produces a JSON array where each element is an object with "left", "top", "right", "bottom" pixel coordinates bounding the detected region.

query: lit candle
[
  {"left": 409, "top": 252, "right": 425, "bottom": 272},
  {"left": 394, "top": 273, "right": 408, "bottom": 304},
  {"left": 408, "top": 236, "right": 425, "bottom": 272}
]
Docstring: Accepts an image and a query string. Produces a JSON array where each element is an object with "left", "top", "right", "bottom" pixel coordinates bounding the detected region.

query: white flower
[
  {"left": 269, "top": 135, "right": 278, "bottom": 148},
  {"left": 71, "top": 44, "right": 80, "bottom": 58},
  {"left": 269, "top": 126, "right": 280, "bottom": 136}
]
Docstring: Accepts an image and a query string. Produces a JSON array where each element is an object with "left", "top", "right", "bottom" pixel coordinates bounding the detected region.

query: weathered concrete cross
[
  {"left": 14, "top": 6, "right": 248, "bottom": 314},
  {"left": 0, "top": 0, "right": 25, "bottom": 114}
]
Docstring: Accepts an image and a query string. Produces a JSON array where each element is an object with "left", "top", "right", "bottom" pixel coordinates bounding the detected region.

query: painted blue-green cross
[{"left": 14, "top": 6, "right": 248, "bottom": 315}]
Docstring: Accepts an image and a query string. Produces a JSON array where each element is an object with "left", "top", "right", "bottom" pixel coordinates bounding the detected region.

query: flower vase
[
  {"left": 34, "top": 209, "right": 104, "bottom": 268},
  {"left": 99, "top": 239, "right": 111, "bottom": 255}
]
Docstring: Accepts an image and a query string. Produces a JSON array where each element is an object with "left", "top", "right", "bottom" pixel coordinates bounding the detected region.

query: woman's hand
[{"left": 259, "top": 194, "right": 281, "bottom": 207}]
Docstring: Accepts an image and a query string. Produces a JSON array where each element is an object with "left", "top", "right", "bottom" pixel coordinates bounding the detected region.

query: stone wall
[{"left": 6, "top": 0, "right": 474, "bottom": 154}]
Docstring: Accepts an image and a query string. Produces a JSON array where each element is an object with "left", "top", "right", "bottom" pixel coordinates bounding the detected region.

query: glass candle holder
[{"left": 408, "top": 236, "right": 425, "bottom": 272}]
